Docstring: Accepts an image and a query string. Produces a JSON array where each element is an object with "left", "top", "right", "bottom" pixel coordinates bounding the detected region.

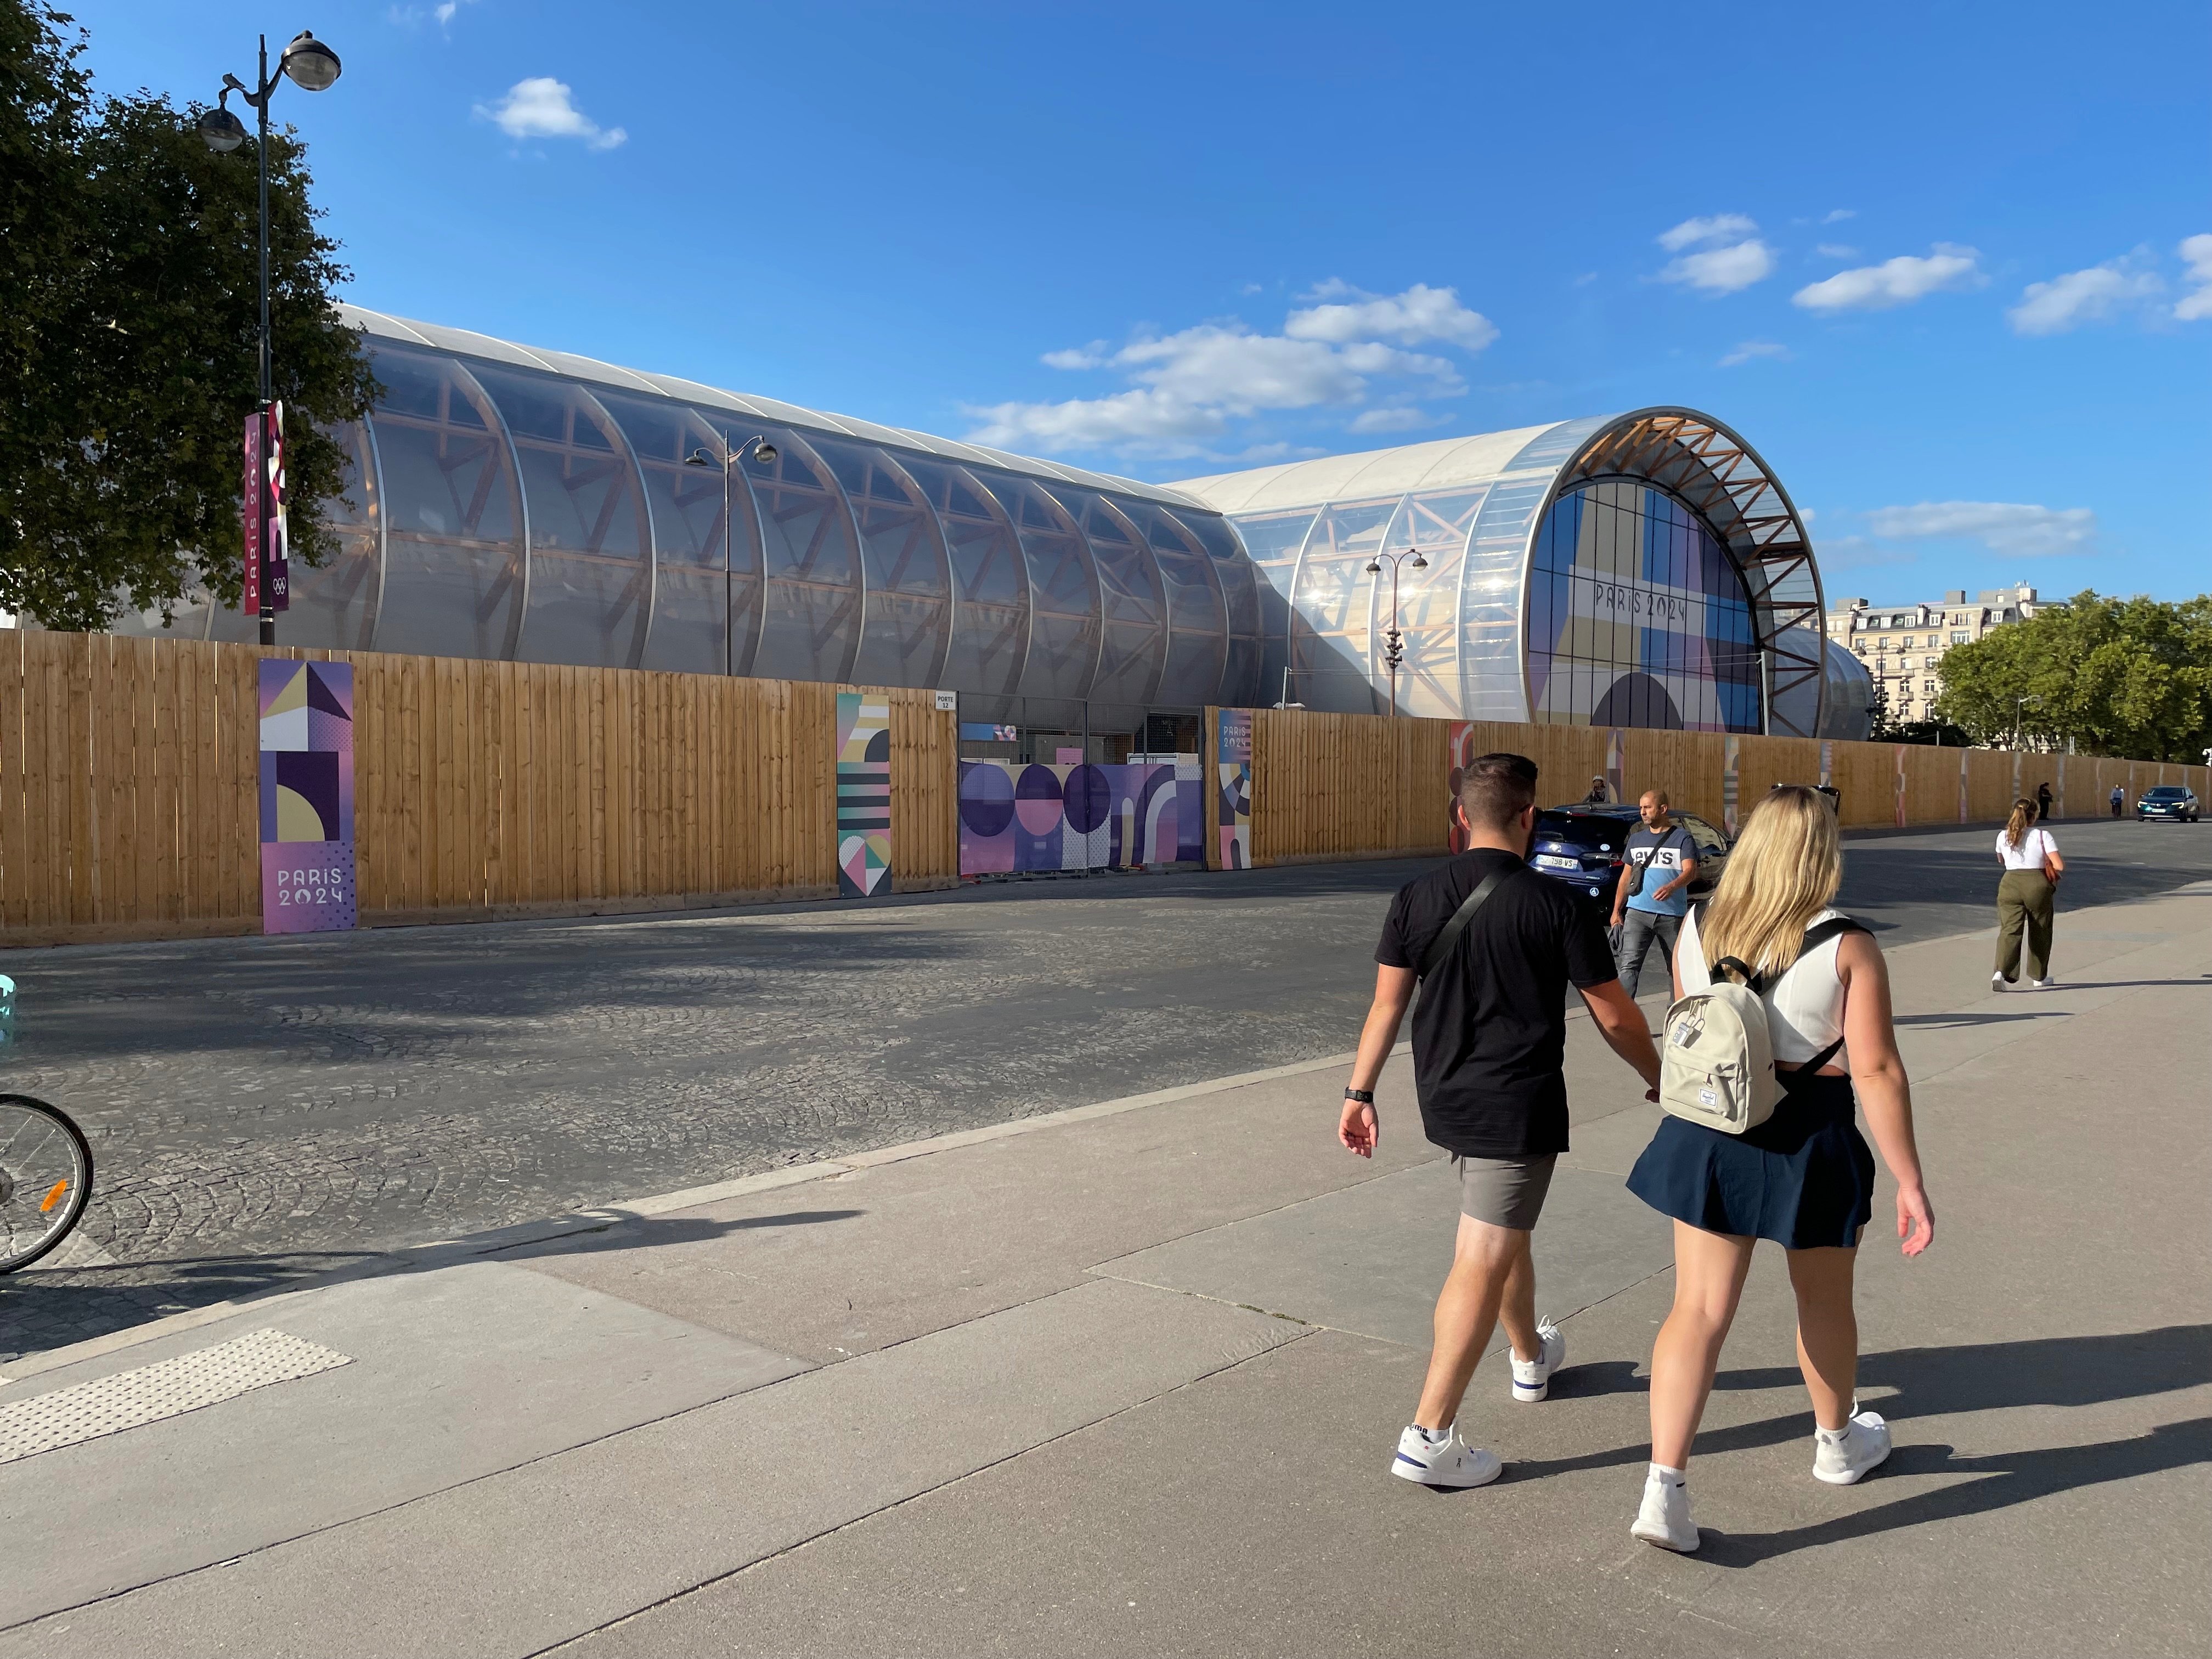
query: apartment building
[{"left": 1824, "top": 584, "right": 2046, "bottom": 724}]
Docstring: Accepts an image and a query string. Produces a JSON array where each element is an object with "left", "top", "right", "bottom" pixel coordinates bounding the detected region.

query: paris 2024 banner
[{"left": 258, "top": 659, "right": 358, "bottom": 933}]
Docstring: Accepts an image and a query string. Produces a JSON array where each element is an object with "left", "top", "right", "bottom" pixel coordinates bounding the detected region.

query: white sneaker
[
  {"left": 1991, "top": 972, "right": 2007, "bottom": 992},
  {"left": 2032, "top": 977, "right": 2055, "bottom": 989},
  {"left": 1630, "top": 1469, "right": 1698, "bottom": 1552},
  {"left": 1390, "top": 1424, "right": 1502, "bottom": 1489},
  {"left": 1510, "top": 1318, "right": 1566, "bottom": 1403},
  {"left": 1813, "top": 1409, "right": 1893, "bottom": 1485}
]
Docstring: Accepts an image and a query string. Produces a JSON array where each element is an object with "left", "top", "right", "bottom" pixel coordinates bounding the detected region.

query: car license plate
[{"left": 1536, "top": 854, "right": 1579, "bottom": 870}]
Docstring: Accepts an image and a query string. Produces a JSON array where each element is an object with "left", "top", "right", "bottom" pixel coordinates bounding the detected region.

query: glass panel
[
  {"left": 1122, "top": 502, "right": 1224, "bottom": 708},
  {"left": 1289, "top": 496, "right": 1397, "bottom": 714},
  {"left": 979, "top": 474, "right": 1097, "bottom": 705},
  {"left": 1221, "top": 506, "right": 1315, "bottom": 708},
  {"left": 1046, "top": 488, "right": 1165, "bottom": 711},
  {"left": 1172, "top": 508, "right": 1262, "bottom": 706},
  {"left": 366, "top": 344, "right": 525, "bottom": 659},
  {"left": 1460, "top": 476, "right": 1550, "bottom": 718},
  {"left": 905, "top": 457, "right": 1028, "bottom": 697},
  {"left": 812, "top": 438, "right": 951, "bottom": 690},
  {"left": 1383, "top": 488, "right": 1482, "bottom": 719},
  {"left": 1523, "top": 479, "right": 1760, "bottom": 733},
  {"left": 471, "top": 365, "right": 652, "bottom": 670},
  {"left": 744, "top": 428, "right": 861, "bottom": 685},
  {"left": 600, "top": 393, "right": 759, "bottom": 676}
]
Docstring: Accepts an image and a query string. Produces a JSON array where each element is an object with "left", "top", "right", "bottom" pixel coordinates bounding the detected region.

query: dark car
[
  {"left": 2135, "top": 785, "right": 2201, "bottom": 822},
  {"left": 1527, "top": 804, "right": 1731, "bottom": 906}
]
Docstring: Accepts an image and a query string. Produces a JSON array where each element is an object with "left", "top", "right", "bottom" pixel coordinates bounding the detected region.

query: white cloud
[
  {"left": 1792, "top": 245, "right": 1983, "bottom": 312},
  {"left": 475, "top": 77, "right": 627, "bottom": 150},
  {"left": 1719, "top": 340, "right": 1791, "bottom": 366},
  {"left": 1348, "top": 407, "right": 1437, "bottom": 433},
  {"left": 1658, "top": 214, "right": 1758, "bottom": 252},
  {"left": 1814, "top": 243, "right": 1859, "bottom": 259},
  {"left": 964, "top": 284, "right": 1496, "bottom": 459},
  {"left": 1822, "top": 208, "right": 1856, "bottom": 224},
  {"left": 2007, "top": 256, "right": 2163, "bottom": 335},
  {"left": 1661, "top": 239, "right": 1777, "bottom": 294},
  {"left": 1285, "top": 280, "right": 1498, "bottom": 350},
  {"left": 1816, "top": 534, "right": 1918, "bottom": 571},
  {"left": 1865, "top": 501, "right": 2098, "bottom": 558},
  {"left": 2175, "top": 233, "right": 2212, "bottom": 322}
]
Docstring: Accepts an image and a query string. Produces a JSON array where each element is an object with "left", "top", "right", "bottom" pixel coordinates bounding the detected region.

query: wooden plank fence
[{"left": 2, "top": 628, "right": 2204, "bottom": 943}]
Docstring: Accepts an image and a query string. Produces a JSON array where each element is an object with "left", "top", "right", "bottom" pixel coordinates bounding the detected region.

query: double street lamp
[
  {"left": 1363, "top": 548, "right": 1427, "bottom": 718},
  {"left": 199, "top": 29, "right": 343, "bottom": 646},
  {"left": 685, "top": 436, "right": 778, "bottom": 676}
]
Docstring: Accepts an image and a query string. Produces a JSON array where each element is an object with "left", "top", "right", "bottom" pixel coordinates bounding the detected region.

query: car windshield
[
  {"left": 2146, "top": 787, "right": 2187, "bottom": 799},
  {"left": 1534, "top": 810, "right": 1627, "bottom": 850}
]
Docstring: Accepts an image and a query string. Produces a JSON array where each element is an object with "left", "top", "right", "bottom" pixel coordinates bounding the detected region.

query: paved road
[{"left": 4, "top": 816, "right": 2207, "bottom": 1359}]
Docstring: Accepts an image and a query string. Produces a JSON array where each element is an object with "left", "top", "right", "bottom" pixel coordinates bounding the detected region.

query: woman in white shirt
[
  {"left": 1624, "top": 786, "right": 1934, "bottom": 1552},
  {"left": 1993, "top": 798, "right": 2063, "bottom": 990}
]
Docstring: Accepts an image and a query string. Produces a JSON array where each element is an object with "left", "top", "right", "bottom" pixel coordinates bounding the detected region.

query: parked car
[
  {"left": 1526, "top": 804, "right": 1731, "bottom": 907},
  {"left": 2135, "top": 785, "right": 2201, "bottom": 823}
]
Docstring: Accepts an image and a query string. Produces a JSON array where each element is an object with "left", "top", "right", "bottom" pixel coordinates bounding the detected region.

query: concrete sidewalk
[{"left": 3, "top": 882, "right": 2208, "bottom": 1656}]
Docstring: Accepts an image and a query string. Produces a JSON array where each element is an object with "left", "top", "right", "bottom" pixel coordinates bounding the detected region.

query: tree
[
  {"left": 0, "top": 2, "right": 376, "bottom": 632},
  {"left": 1934, "top": 591, "right": 2212, "bottom": 762}
]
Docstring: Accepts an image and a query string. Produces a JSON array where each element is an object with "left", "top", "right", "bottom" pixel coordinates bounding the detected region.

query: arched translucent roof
[
  {"left": 120, "top": 308, "right": 1263, "bottom": 733},
  {"left": 1171, "top": 408, "right": 1830, "bottom": 736}
]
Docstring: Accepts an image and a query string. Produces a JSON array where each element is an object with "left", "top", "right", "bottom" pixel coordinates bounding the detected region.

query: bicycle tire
[{"left": 0, "top": 1093, "right": 94, "bottom": 1274}]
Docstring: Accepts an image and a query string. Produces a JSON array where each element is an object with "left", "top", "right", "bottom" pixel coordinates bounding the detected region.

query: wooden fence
[
  {"left": 0, "top": 631, "right": 955, "bottom": 946},
  {"left": 3, "top": 628, "right": 2204, "bottom": 943}
]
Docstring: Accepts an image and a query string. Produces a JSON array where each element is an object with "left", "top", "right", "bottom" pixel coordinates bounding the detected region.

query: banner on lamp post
[
  {"left": 241, "top": 413, "right": 263, "bottom": 616},
  {"left": 266, "top": 402, "right": 290, "bottom": 612}
]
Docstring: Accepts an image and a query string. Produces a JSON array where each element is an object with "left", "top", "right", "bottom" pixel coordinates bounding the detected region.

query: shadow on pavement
[{"left": 498, "top": 1208, "right": 866, "bottom": 1262}]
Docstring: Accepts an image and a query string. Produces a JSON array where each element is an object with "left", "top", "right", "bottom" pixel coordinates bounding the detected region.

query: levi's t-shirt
[{"left": 1375, "top": 849, "right": 1620, "bottom": 1159}]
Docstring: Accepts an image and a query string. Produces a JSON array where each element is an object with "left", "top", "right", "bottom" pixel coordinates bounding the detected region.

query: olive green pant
[{"left": 1995, "top": 869, "right": 2055, "bottom": 982}]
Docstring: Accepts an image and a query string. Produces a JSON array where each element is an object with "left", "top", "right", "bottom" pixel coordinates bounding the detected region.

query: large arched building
[{"left": 131, "top": 308, "right": 1871, "bottom": 742}]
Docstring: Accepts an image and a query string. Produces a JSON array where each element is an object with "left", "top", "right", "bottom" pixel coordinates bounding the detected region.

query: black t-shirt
[{"left": 1374, "top": 849, "right": 1620, "bottom": 1159}]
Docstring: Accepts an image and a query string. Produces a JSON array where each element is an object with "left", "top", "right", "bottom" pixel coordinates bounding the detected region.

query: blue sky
[{"left": 84, "top": 0, "right": 2210, "bottom": 601}]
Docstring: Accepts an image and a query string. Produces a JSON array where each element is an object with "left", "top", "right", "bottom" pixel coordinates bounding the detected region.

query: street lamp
[
  {"left": 199, "top": 29, "right": 343, "bottom": 646},
  {"left": 685, "top": 436, "right": 778, "bottom": 675},
  {"left": 1362, "top": 548, "right": 1427, "bottom": 718},
  {"left": 2013, "top": 694, "right": 2039, "bottom": 752}
]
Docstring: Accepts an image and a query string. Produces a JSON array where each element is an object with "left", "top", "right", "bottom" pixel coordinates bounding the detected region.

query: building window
[
  {"left": 1951, "top": 630, "right": 1969, "bottom": 644},
  {"left": 1878, "top": 636, "right": 1892, "bottom": 647},
  {"left": 1923, "top": 679, "right": 1937, "bottom": 694}
]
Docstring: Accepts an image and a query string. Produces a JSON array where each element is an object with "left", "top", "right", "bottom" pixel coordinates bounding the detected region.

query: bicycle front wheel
[{"left": 0, "top": 1094, "right": 94, "bottom": 1274}]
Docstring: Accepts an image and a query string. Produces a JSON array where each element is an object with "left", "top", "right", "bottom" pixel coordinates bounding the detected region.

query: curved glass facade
[
  {"left": 1526, "top": 479, "right": 1762, "bottom": 733},
  {"left": 137, "top": 310, "right": 1263, "bottom": 737}
]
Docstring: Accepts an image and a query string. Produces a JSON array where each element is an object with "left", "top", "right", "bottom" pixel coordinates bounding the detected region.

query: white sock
[
  {"left": 1816, "top": 1423, "right": 1851, "bottom": 1445},
  {"left": 1415, "top": 1424, "right": 1453, "bottom": 1445},
  {"left": 1648, "top": 1462, "right": 1685, "bottom": 1486}
]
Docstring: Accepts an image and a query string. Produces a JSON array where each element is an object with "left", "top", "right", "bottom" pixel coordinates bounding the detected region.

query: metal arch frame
[
  {"left": 1164, "top": 506, "right": 1261, "bottom": 709},
  {"left": 996, "top": 472, "right": 1103, "bottom": 710},
  {"left": 1123, "top": 498, "right": 1231, "bottom": 712},
  {"left": 597, "top": 388, "right": 658, "bottom": 672},
  {"left": 1520, "top": 408, "right": 1827, "bottom": 739},
  {"left": 743, "top": 427, "right": 865, "bottom": 687},
  {"left": 361, "top": 413, "right": 390, "bottom": 654},
  {"left": 920, "top": 460, "right": 1035, "bottom": 701},
  {"left": 1082, "top": 493, "right": 1171, "bottom": 711},
  {"left": 460, "top": 356, "right": 532, "bottom": 663},
  {"left": 1296, "top": 495, "right": 1402, "bottom": 716},
  {"left": 831, "top": 441, "right": 957, "bottom": 692}
]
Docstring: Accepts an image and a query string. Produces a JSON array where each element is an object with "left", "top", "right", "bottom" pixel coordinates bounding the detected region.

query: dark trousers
[
  {"left": 1995, "top": 870, "right": 2055, "bottom": 981},
  {"left": 1616, "top": 908, "right": 1681, "bottom": 997}
]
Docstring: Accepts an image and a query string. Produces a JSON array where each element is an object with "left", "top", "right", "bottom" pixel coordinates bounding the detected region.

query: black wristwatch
[{"left": 1344, "top": 1087, "right": 1374, "bottom": 1104}]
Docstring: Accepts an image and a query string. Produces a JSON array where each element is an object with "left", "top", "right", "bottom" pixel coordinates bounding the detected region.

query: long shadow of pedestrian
[
  {"left": 1697, "top": 1417, "right": 2212, "bottom": 1566},
  {"left": 1510, "top": 1324, "right": 2211, "bottom": 1489}
]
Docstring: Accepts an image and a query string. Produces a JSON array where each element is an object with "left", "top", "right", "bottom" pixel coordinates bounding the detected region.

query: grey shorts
[{"left": 1451, "top": 1153, "right": 1558, "bottom": 1231}]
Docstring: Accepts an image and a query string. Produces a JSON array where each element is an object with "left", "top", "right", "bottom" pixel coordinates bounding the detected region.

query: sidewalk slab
[
  {"left": 0, "top": 1278, "right": 1302, "bottom": 1658},
  {"left": 0, "top": 1261, "right": 807, "bottom": 1627}
]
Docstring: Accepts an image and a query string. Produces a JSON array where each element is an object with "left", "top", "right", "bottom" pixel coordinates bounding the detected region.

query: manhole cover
[{"left": 0, "top": 1329, "right": 352, "bottom": 1464}]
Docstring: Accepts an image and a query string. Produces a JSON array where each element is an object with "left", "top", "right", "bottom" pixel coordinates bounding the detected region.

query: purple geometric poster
[{"left": 259, "top": 659, "right": 357, "bottom": 933}]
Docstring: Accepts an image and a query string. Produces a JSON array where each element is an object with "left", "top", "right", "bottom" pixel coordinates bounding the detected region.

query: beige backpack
[{"left": 1658, "top": 913, "right": 1859, "bottom": 1135}]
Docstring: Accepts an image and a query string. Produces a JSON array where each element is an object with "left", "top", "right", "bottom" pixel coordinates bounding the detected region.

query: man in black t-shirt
[{"left": 1340, "top": 752, "right": 1661, "bottom": 1491}]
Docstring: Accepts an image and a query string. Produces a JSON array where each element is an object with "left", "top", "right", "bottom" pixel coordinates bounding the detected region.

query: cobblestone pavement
[{"left": 4, "top": 818, "right": 2207, "bottom": 1360}]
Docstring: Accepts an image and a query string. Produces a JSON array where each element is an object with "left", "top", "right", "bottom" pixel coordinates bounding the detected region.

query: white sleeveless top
[
  {"left": 1995, "top": 827, "right": 2056, "bottom": 871},
  {"left": 1678, "top": 906, "right": 1850, "bottom": 1069}
]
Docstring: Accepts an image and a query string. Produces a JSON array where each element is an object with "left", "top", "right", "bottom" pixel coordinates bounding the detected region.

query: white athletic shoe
[
  {"left": 1991, "top": 972, "right": 2008, "bottom": 992},
  {"left": 1630, "top": 1468, "right": 1699, "bottom": 1552},
  {"left": 1510, "top": 1317, "right": 1566, "bottom": 1403},
  {"left": 1813, "top": 1409, "right": 1893, "bottom": 1485},
  {"left": 2032, "top": 977, "right": 2056, "bottom": 989},
  {"left": 1390, "top": 1424, "right": 1502, "bottom": 1489}
]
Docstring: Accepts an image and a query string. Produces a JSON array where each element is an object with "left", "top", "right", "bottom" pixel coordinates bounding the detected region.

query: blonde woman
[
  {"left": 1623, "top": 786, "right": 1935, "bottom": 1552},
  {"left": 1993, "top": 798, "right": 2063, "bottom": 990}
]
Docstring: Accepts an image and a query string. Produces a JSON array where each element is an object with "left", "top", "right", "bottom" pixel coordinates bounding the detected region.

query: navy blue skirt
[{"left": 1627, "top": 1073, "right": 1875, "bottom": 1249}]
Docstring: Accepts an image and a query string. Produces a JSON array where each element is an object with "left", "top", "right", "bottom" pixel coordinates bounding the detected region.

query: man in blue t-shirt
[{"left": 1610, "top": 789, "right": 1699, "bottom": 996}]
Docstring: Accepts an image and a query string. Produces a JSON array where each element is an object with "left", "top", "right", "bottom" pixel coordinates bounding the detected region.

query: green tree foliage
[
  {"left": 1, "top": 2, "right": 375, "bottom": 631},
  {"left": 1934, "top": 591, "right": 2212, "bottom": 761}
]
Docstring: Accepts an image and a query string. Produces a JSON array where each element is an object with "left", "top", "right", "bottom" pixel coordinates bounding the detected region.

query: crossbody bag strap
[
  {"left": 1416, "top": 865, "right": 1515, "bottom": 980},
  {"left": 1774, "top": 915, "right": 1865, "bottom": 1098}
]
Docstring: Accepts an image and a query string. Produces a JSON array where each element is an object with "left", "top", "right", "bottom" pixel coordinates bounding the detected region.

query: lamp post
[
  {"left": 199, "top": 30, "right": 343, "bottom": 647},
  {"left": 685, "top": 436, "right": 778, "bottom": 675},
  {"left": 1363, "top": 548, "right": 1427, "bottom": 718},
  {"left": 2012, "top": 695, "right": 2039, "bottom": 752}
]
